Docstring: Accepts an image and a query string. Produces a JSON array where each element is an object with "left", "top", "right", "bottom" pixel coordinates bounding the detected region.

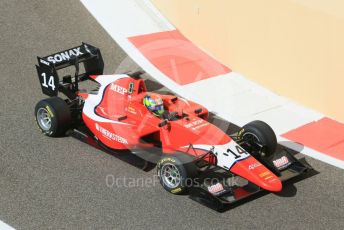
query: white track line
[{"left": 0, "top": 220, "right": 15, "bottom": 230}]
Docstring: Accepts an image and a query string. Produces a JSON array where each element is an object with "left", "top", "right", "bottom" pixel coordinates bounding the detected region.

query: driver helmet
[{"left": 143, "top": 94, "right": 164, "bottom": 116}]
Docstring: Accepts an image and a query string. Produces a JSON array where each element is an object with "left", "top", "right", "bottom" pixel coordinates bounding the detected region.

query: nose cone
[{"left": 230, "top": 156, "right": 282, "bottom": 192}]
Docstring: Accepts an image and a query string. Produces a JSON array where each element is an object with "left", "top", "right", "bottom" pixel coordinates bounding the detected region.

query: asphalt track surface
[{"left": 0, "top": 1, "right": 343, "bottom": 229}]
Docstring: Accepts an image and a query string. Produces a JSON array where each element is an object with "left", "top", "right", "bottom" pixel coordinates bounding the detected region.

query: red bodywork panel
[
  {"left": 81, "top": 75, "right": 282, "bottom": 192},
  {"left": 83, "top": 77, "right": 209, "bottom": 151}
]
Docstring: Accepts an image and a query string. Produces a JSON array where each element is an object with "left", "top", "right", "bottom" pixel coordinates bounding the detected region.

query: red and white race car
[{"left": 34, "top": 44, "right": 312, "bottom": 210}]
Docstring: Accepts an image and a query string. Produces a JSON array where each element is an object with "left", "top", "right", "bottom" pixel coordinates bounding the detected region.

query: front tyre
[
  {"left": 157, "top": 155, "right": 197, "bottom": 195},
  {"left": 34, "top": 97, "right": 72, "bottom": 137},
  {"left": 237, "top": 120, "right": 277, "bottom": 158}
]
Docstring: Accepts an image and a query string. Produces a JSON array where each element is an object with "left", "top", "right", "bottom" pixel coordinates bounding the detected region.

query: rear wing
[{"left": 36, "top": 43, "right": 104, "bottom": 99}]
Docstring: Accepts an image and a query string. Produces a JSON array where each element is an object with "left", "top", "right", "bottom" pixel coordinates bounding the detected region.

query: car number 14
[{"left": 41, "top": 72, "right": 56, "bottom": 91}]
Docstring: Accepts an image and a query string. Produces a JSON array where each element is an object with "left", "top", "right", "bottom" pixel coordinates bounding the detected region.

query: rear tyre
[
  {"left": 237, "top": 120, "right": 277, "bottom": 158},
  {"left": 34, "top": 97, "right": 72, "bottom": 137},
  {"left": 157, "top": 154, "right": 197, "bottom": 195}
]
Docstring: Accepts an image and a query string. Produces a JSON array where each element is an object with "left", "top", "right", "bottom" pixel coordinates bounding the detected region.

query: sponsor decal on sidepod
[
  {"left": 110, "top": 83, "right": 128, "bottom": 95},
  {"left": 95, "top": 123, "right": 128, "bottom": 144}
]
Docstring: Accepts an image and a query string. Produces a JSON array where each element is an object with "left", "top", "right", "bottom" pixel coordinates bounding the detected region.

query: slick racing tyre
[
  {"left": 237, "top": 120, "right": 277, "bottom": 158},
  {"left": 35, "top": 97, "right": 72, "bottom": 137},
  {"left": 157, "top": 155, "right": 197, "bottom": 195}
]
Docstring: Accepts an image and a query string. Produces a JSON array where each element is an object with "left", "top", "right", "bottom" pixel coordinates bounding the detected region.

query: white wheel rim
[
  {"left": 37, "top": 108, "right": 52, "bottom": 131},
  {"left": 161, "top": 163, "right": 181, "bottom": 189}
]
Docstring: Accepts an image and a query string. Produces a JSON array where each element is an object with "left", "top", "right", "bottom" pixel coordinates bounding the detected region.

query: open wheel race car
[{"left": 34, "top": 43, "right": 313, "bottom": 211}]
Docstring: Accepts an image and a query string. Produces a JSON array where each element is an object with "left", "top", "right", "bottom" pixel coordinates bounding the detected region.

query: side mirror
[
  {"left": 194, "top": 108, "right": 202, "bottom": 114},
  {"left": 158, "top": 119, "right": 168, "bottom": 127},
  {"left": 171, "top": 97, "right": 178, "bottom": 103}
]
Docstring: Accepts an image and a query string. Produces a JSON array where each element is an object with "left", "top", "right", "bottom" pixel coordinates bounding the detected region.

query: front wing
[{"left": 188, "top": 149, "right": 314, "bottom": 212}]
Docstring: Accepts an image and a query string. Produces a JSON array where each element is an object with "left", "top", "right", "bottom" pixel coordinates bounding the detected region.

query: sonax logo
[{"left": 46, "top": 48, "right": 84, "bottom": 64}]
